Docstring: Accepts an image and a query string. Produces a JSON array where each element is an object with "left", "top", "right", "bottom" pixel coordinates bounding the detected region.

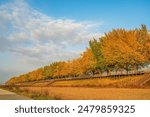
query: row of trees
[{"left": 6, "top": 25, "right": 150, "bottom": 84}]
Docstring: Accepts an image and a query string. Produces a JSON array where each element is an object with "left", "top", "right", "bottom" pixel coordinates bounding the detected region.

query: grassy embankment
[
  {"left": 45, "top": 75, "right": 149, "bottom": 88},
  {"left": 17, "top": 75, "right": 149, "bottom": 88},
  {"left": 3, "top": 74, "right": 150, "bottom": 100},
  {"left": 18, "top": 86, "right": 150, "bottom": 100},
  {"left": 1, "top": 86, "right": 60, "bottom": 100}
]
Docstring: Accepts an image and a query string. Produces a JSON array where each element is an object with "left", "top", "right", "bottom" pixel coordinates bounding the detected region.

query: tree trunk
[
  {"left": 126, "top": 64, "right": 129, "bottom": 75},
  {"left": 136, "top": 64, "right": 139, "bottom": 75},
  {"left": 106, "top": 69, "right": 110, "bottom": 76}
]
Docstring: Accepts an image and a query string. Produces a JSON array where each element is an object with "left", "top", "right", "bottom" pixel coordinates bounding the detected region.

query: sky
[{"left": 0, "top": 0, "right": 150, "bottom": 84}]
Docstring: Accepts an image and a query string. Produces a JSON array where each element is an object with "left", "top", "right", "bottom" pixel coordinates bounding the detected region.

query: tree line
[{"left": 6, "top": 25, "right": 150, "bottom": 84}]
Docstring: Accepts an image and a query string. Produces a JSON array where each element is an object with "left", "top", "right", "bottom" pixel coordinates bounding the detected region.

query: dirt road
[{"left": 0, "top": 88, "right": 30, "bottom": 100}]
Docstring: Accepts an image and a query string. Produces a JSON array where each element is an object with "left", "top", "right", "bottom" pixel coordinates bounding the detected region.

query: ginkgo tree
[
  {"left": 6, "top": 24, "right": 150, "bottom": 84},
  {"left": 101, "top": 29, "right": 146, "bottom": 74}
]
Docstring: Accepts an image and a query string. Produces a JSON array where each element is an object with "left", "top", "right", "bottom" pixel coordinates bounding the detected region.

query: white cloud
[{"left": 0, "top": 0, "right": 102, "bottom": 83}]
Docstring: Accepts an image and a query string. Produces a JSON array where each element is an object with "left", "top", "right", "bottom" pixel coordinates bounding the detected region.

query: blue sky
[
  {"left": 28, "top": 0, "right": 150, "bottom": 31},
  {"left": 0, "top": 0, "right": 150, "bottom": 83}
]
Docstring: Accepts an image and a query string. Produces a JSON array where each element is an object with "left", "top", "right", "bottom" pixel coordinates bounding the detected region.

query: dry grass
[
  {"left": 4, "top": 74, "right": 150, "bottom": 100},
  {"left": 19, "top": 87, "right": 150, "bottom": 100},
  {"left": 19, "top": 87, "right": 60, "bottom": 100},
  {"left": 15, "top": 74, "right": 150, "bottom": 88},
  {"left": 2, "top": 86, "right": 59, "bottom": 100},
  {"left": 50, "top": 75, "right": 146, "bottom": 88},
  {"left": 5, "top": 74, "right": 150, "bottom": 100},
  {"left": 32, "top": 82, "right": 50, "bottom": 86}
]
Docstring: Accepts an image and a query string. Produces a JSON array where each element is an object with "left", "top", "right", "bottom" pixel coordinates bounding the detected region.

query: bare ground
[{"left": 0, "top": 88, "right": 31, "bottom": 100}]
